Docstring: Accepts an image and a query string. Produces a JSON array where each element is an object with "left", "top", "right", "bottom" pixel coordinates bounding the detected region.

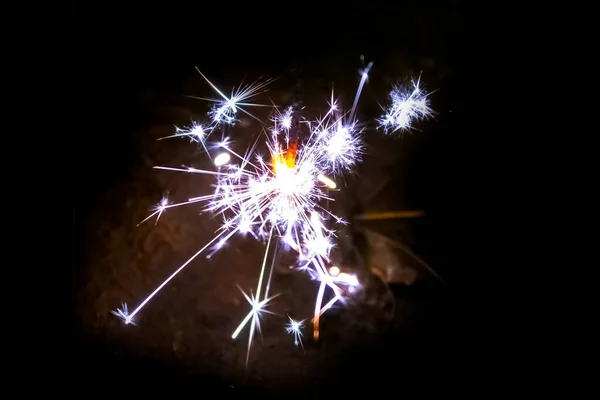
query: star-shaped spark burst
[
  {"left": 229, "top": 226, "right": 280, "bottom": 364},
  {"left": 189, "top": 68, "right": 275, "bottom": 126},
  {"left": 111, "top": 303, "right": 136, "bottom": 325},
  {"left": 231, "top": 288, "right": 279, "bottom": 364},
  {"left": 285, "top": 316, "right": 305, "bottom": 349},
  {"left": 136, "top": 197, "right": 169, "bottom": 226},
  {"left": 158, "top": 121, "right": 214, "bottom": 155},
  {"left": 378, "top": 75, "right": 433, "bottom": 134}
]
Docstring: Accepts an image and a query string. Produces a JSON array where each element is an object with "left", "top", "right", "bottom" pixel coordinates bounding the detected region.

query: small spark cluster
[
  {"left": 111, "top": 62, "right": 433, "bottom": 362},
  {"left": 377, "top": 76, "right": 434, "bottom": 133}
]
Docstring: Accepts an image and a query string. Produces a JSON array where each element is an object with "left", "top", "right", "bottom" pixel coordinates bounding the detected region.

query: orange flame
[{"left": 272, "top": 141, "right": 297, "bottom": 175}]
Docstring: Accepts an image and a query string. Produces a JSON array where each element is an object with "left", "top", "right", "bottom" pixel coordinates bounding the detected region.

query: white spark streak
[
  {"left": 112, "top": 227, "right": 238, "bottom": 325},
  {"left": 231, "top": 227, "right": 279, "bottom": 365}
]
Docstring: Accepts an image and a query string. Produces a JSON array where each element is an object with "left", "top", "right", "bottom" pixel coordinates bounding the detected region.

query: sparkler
[{"left": 112, "top": 63, "right": 434, "bottom": 360}]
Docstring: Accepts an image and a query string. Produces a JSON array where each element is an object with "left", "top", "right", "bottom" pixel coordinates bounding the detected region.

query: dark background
[{"left": 72, "top": 1, "right": 484, "bottom": 395}]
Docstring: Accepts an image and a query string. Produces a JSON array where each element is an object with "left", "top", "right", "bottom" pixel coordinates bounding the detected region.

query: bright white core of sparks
[{"left": 214, "top": 152, "right": 231, "bottom": 166}]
